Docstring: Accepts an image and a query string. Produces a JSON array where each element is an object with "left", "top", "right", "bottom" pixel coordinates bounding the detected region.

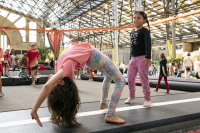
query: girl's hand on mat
[
  {"left": 142, "top": 58, "right": 151, "bottom": 67},
  {"left": 31, "top": 111, "right": 43, "bottom": 127}
]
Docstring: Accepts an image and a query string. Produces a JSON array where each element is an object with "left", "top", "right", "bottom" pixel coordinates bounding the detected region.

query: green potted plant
[{"left": 37, "top": 45, "right": 49, "bottom": 66}]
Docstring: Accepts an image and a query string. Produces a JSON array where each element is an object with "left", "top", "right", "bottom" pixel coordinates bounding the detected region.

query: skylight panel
[
  {"left": 146, "top": 0, "right": 153, "bottom": 4},
  {"left": 191, "top": 16, "right": 199, "bottom": 20},
  {"left": 124, "top": 6, "right": 131, "bottom": 10},
  {"left": 151, "top": 12, "right": 156, "bottom": 15},
  {"left": 182, "top": 29, "right": 190, "bottom": 33},
  {"left": 156, "top": 34, "right": 163, "bottom": 37},
  {"left": 0, "top": 10, "right": 9, "bottom": 17},
  {"left": 193, "top": 27, "right": 200, "bottom": 31},
  {"left": 118, "top": 0, "right": 129, "bottom": 5},
  {"left": 15, "top": 17, "right": 26, "bottom": 28},
  {"left": 153, "top": 8, "right": 157, "bottom": 11},
  {"left": 157, "top": 1, "right": 163, "bottom": 6},
  {"left": 147, "top": 5, "right": 152, "bottom": 8},
  {"left": 7, "top": 13, "right": 20, "bottom": 22},
  {"left": 185, "top": 1, "right": 192, "bottom": 4}
]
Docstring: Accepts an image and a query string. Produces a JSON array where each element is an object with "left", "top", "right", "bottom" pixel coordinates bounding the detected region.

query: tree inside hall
[{"left": 37, "top": 45, "right": 49, "bottom": 62}]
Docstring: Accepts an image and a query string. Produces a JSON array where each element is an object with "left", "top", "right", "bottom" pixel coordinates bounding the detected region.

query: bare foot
[
  {"left": 105, "top": 115, "right": 126, "bottom": 124},
  {"left": 100, "top": 103, "right": 108, "bottom": 109}
]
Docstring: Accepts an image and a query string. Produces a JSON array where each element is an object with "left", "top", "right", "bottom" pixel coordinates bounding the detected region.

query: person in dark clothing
[
  {"left": 154, "top": 53, "right": 170, "bottom": 93},
  {"left": 49, "top": 57, "right": 54, "bottom": 69},
  {"left": 10, "top": 49, "right": 14, "bottom": 56}
]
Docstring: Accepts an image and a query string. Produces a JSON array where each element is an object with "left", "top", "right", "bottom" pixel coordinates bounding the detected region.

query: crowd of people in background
[{"left": 148, "top": 52, "right": 200, "bottom": 79}]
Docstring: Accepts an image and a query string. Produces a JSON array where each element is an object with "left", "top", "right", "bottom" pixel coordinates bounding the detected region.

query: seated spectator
[
  {"left": 120, "top": 61, "right": 126, "bottom": 73},
  {"left": 83, "top": 65, "right": 88, "bottom": 74},
  {"left": 149, "top": 62, "right": 157, "bottom": 76},
  {"left": 94, "top": 70, "right": 97, "bottom": 75},
  {"left": 174, "top": 61, "right": 185, "bottom": 77},
  {"left": 116, "top": 62, "right": 120, "bottom": 68},
  {"left": 13, "top": 58, "right": 20, "bottom": 71},
  {"left": 154, "top": 63, "right": 158, "bottom": 76},
  {"left": 19, "top": 67, "right": 29, "bottom": 81},
  {"left": 19, "top": 53, "right": 27, "bottom": 67},
  {"left": 120, "top": 61, "right": 125, "bottom": 68},
  {"left": 169, "top": 62, "right": 177, "bottom": 77},
  {"left": 186, "top": 67, "right": 200, "bottom": 79}
]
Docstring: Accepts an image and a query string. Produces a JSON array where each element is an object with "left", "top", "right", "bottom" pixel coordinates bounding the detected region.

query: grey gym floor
[
  {"left": 0, "top": 79, "right": 188, "bottom": 112},
  {"left": 1, "top": 92, "right": 200, "bottom": 133}
]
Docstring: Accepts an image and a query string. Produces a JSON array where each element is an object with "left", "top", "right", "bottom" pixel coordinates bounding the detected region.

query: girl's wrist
[{"left": 31, "top": 107, "right": 38, "bottom": 112}]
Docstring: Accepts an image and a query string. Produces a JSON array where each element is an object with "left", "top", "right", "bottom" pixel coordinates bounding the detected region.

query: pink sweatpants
[{"left": 127, "top": 55, "right": 151, "bottom": 101}]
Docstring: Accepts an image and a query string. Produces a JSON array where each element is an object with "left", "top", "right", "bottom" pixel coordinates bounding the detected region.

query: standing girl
[
  {"left": 11, "top": 52, "right": 17, "bottom": 68},
  {"left": 125, "top": 11, "right": 152, "bottom": 107},
  {"left": 31, "top": 42, "right": 126, "bottom": 127},
  {"left": 4, "top": 49, "right": 11, "bottom": 77},
  {"left": 153, "top": 53, "right": 170, "bottom": 93},
  {"left": 184, "top": 52, "right": 194, "bottom": 79}
]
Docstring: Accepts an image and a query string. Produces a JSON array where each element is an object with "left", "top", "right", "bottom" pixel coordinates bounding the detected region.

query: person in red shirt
[
  {"left": 0, "top": 48, "right": 4, "bottom": 97},
  {"left": 23, "top": 58, "right": 31, "bottom": 76},
  {"left": 26, "top": 43, "right": 39, "bottom": 86},
  {"left": 4, "top": 49, "right": 11, "bottom": 77}
]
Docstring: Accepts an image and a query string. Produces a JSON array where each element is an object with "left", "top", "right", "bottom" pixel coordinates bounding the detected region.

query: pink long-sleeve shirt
[{"left": 55, "top": 42, "right": 92, "bottom": 80}]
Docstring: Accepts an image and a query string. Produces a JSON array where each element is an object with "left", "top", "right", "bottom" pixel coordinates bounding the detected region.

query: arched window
[
  {"left": 29, "top": 22, "right": 37, "bottom": 42},
  {"left": 15, "top": 17, "right": 26, "bottom": 42}
]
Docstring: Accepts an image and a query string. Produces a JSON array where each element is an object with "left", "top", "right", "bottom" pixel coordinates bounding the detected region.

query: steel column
[
  {"left": 134, "top": 0, "right": 142, "bottom": 12},
  {"left": 172, "top": 0, "right": 176, "bottom": 58},
  {"left": 112, "top": 0, "right": 118, "bottom": 63}
]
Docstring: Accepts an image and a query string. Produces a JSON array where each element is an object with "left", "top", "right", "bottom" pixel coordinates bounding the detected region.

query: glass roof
[
  {"left": 0, "top": 0, "right": 200, "bottom": 47},
  {"left": 0, "top": 0, "right": 105, "bottom": 27}
]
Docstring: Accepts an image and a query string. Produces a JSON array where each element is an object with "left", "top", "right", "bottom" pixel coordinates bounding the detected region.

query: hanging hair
[
  {"left": 47, "top": 77, "right": 81, "bottom": 127},
  {"left": 134, "top": 11, "right": 151, "bottom": 33},
  {"left": 160, "top": 53, "right": 167, "bottom": 63}
]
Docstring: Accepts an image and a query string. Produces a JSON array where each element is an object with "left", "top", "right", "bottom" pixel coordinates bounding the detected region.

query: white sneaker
[
  {"left": 143, "top": 101, "right": 151, "bottom": 107},
  {"left": 0, "top": 93, "right": 4, "bottom": 97},
  {"left": 31, "top": 82, "right": 36, "bottom": 87},
  {"left": 90, "top": 79, "right": 93, "bottom": 81},
  {"left": 124, "top": 97, "right": 135, "bottom": 104}
]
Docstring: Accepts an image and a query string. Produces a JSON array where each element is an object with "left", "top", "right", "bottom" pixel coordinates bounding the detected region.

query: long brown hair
[
  {"left": 134, "top": 11, "right": 151, "bottom": 33},
  {"left": 47, "top": 77, "right": 81, "bottom": 127},
  {"left": 160, "top": 53, "right": 167, "bottom": 63}
]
